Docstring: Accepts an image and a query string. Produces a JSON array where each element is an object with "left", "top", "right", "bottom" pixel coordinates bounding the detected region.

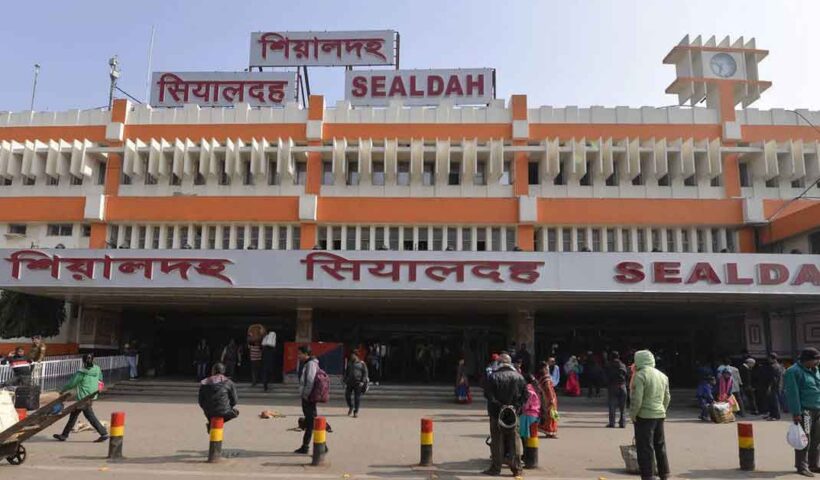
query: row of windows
[
  {"left": 107, "top": 224, "right": 301, "bottom": 250},
  {"left": 315, "top": 225, "right": 519, "bottom": 252},
  {"left": 535, "top": 227, "right": 737, "bottom": 253},
  {"left": 6, "top": 223, "right": 91, "bottom": 237}
]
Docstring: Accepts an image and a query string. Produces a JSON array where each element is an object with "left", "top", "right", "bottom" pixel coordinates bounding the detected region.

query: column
[
  {"left": 295, "top": 308, "right": 314, "bottom": 343},
  {"left": 508, "top": 310, "right": 535, "bottom": 361}
]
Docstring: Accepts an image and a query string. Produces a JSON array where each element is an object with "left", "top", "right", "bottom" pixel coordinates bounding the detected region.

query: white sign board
[
  {"left": 249, "top": 30, "right": 397, "bottom": 67},
  {"left": 0, "top": 250, "right": 818, "bottom": 297},
  {"left": 150, "top": 72, "right": 298, "bottom": 108},
  {"left": 345, "top": 69, "right": 495, "bottom": 107}
]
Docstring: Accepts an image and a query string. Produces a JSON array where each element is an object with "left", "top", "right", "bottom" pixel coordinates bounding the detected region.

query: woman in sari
[
  {"left": 564, "top": 356, "right": 582, "bottom": 397},
  {"left": 455, "top": 358, "right": 471, "bottom": 404},
  {"left": 536, "top": 361, "right": 559, "bottom": 438}
]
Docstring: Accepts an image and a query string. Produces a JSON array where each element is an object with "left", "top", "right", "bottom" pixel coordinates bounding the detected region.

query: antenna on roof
[
  {"left": 108, "top": 55, "right": 121, "bottom": 110},
  {"left": 144, "top": 26, "right": 156, "bottom": 103},
  {"left": 29, "top": 64, "right": 41, "bottom": 111}
]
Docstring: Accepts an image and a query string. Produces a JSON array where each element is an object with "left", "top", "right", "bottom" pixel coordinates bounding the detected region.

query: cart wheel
[{"left": 6, "top": 444, "right": 26, "bottom": 465}]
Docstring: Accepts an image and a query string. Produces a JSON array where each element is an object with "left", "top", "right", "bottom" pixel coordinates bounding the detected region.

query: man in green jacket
[
  {"left": 629, "top": 350, "right": 671, "bottom": 480},
  {"left": 785, "top": 347, "right": 820, "bottom": 477},
  {"left": 52, "top": 353, "right": 108, "bottom": 443}
]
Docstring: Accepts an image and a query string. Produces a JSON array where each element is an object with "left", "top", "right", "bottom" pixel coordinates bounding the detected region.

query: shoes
[
  {"left": 293, "top": 445, "right": 309, "bottom": 454},
  {"left": 481, "top": 468, "right": 501, "bottom": 476},
  {"left": 810, "top": 467, "right": 820, "bottom": 473},
  {"left": 606, "top": 424, "right": 615, "bottom": 428},
  {"left": 798, "top": 470, "right": 815, "bottom": 477},
  {"left": 53, "top": 434, "right": 67, "bottom": 442},
  {"left": 619, "top": 424, "right": 626, "bottom": 428},
  {"left": 348, "top": 408, "right": 353, "bottom": 416},
  {"left": 511, "top": 468, "right": 523, "bottom": 477},
  {"left": 94, "top": 435, "right": 109, "bottom": 443}
]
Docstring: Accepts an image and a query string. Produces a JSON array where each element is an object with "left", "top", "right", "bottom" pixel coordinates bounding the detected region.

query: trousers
[
  {"left": 301, "top": 398, "right": 317, "bottom": 448},
  {"left": 489, "top": 415, "right": 522, "bottom": 473},
  {"left": 768, "top": 389, "right": 782, "bottom": 420},
  {"left": 61, "top": 403, "right": 107, "bottom": 437},
  {"left": 608, "top": 385, "right": 627, "bottom": 426},
  {"left": 345, "top": 384, "right": 362, "bottom": 413},
  {"left": 634, "top": 417, "right": 670, "bottom": 480},
  {"left": 796, "top": 409, "right": 820, "bottom": 472}
]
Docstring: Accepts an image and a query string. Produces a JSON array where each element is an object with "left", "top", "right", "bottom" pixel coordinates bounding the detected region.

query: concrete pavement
[{"left": 0, "top": 384, "right": 808, "bottom": 479}]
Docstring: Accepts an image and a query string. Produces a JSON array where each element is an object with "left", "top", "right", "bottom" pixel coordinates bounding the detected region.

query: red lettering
[
  {"left": 351, "top": 76, "right": 367, "bottom": 97},
  {"left": 685, "top": 262, "right": 722, "bottom": 284},
  {"left": 371, "top": 76, "right": 386, "bottom": 97},
  {"left": 725, "top": 263, "right": 753, "bottom": 285},
  {"left": 653, "top": 262, "right": 682, "bottom": 283},
  {"left": 388, "top": 76, "right": 407, "bottom": 97},
  {"left": 465, "top": 74, "right": 483, "bottom": 96},
  {"left": 792, "top": 264, "right": 820, "bottom": 286},
  {"left": 615, "top": 261, "right": 645, "bottom": 284},
  {"left": 409, "top": 75, "right": 424, "bottom": 96},
  {"left": 758, "top": 263, "right": 789, "bottom": 285},
  {"left": 444, "top": 75, "right": 464, "bottom": 96},
  {"left": 427, "top": 75, "right": 444, "bottom": 96}
]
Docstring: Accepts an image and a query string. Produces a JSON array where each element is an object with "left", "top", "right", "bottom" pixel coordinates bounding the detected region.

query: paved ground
[{"left": 0, "top": 385, "right": 808, "bottom": 479}]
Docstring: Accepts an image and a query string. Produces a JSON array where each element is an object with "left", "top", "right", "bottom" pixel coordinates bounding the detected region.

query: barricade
[{"left": 420, "top": 418, "right": 433, "bottom": 466}]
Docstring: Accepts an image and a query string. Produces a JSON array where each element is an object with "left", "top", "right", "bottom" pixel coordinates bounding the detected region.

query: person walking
[
  {"left": 124, "top": 341, "right": 139, "bottom": 380},
  {"left": 547, "top": 356, "right": 561, "bottom": 388},
  {"left": 247, "top": 340, "right": 263, "bottom": 387},
  {"left": 564, "top": 356, "right": 582, "bottom": 397},
  {"left": 740, "top": 357, "right": 759, "bottom": 415},
  {"left": 294, "top": 345, "right": 319, "bottom": 454},
  {"left": 785, "top": 347, "right": 820, "bottom": 477},
  {"left": 536, "top": 361, "right": 559, "bottom": 438},
  {"left": 194, "top": 339, "right": 210, "bottom": 381},
  {"left": 605, "top": 351, "right": 629, "bottom": 428},
  {"left": 762, "top": 353, "right": 785, "bottom": 421},
  {"left": 455, "top": 358, "right": 472, "bottom": 404},
  {"left": 52, "top": 354, "right": 108, "bottom": 443},
  {"left": 198, "top": 362, "right": 239, "bottom": 432},
  {"left": 260, "top": 329, "right": 277, "bottom": 392},
  {"left": 345, "top": 352, "right": 369, "bottom": 417},
  {"left": 28, "top": 336, "right": 46, "bottom": 362},
  {"left": 630, "top": 349, "right": 671, "bottom": 480},
  {"left": 585, "top": 352, "right": 604, "bottom": 398},
  {"left": 482, "top": 353, "right": 528, "bottom": 477},
  {"left": 220, "top": 338, "right": 241, "bottom": 379}
]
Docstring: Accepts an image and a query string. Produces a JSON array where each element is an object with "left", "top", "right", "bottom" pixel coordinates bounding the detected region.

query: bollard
[
  {"left": 107, "top": 412, "right": 125, "bottom": 461},
  {"left": 420, "top": 418, "right": 433, "bottom": 467},
  {"left": 208, "top": 417, "right": 224, "bottom": 463},
  {"left": 738, "top": 422, "right": 754, "bottom": 471},
  {"left": 311, "top": 416, "right": 328, "bottom": 466},
  {"left": 523, "top": 422, "right": 539, "bottom": 469},
  {"left": 15, "top": 408, "right": 26, "bottom": 421}
]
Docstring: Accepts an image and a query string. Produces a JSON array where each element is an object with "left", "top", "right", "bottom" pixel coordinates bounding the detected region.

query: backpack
[{"left": 309, "top": 366, "right": 330, "bottom": 403}]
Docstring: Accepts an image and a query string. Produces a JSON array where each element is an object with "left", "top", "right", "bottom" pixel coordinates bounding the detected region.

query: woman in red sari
[
  {"left": 536, "top": 361, "right": 559, "bottom": 438},
  {"left": 564, "top": 356, "right": 582, "bottom": 397}
]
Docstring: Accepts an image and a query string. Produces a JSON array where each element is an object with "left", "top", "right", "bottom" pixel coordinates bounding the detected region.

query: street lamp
[
  {"left": 108, "top": 55, "right": 121, "bottom": 110},
  {"left": 30, "top": 64, "right": 40, "bottom": 111}
]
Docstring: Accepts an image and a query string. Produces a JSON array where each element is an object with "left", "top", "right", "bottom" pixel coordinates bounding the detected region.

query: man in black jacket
[
  {"left": 198, "top": 363, "right": 239, "bottom": 433},
  {"left": 605, "top": 351, "right": 629, "bottom": 428},
  {"left": 482, "top": 353, "right": 528, "bottom": 476},
  {"left": 740, "top": 358, "right": 759, "bottom": 415},
  {"left": 344, "top": 352, "right": 369, "bottom": 418}
]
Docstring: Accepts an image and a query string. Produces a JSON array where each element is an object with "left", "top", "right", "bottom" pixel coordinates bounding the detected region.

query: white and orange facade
[{"left": 0, "top": 35, "right": 817, "bottom": 368}]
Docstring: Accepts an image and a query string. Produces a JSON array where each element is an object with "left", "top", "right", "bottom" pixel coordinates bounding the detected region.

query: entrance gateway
[{"left": 1, "top": 249, "right": 818, "bottom": 386}]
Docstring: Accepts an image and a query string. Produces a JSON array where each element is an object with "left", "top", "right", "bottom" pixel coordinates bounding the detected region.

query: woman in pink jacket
[{"left": 520, "top": 374, "right": 543, "bottom": 442}]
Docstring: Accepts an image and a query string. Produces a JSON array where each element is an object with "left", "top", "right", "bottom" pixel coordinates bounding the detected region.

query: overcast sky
[{"left": 1, "top": 0, "right": 816, "bottom": 112}]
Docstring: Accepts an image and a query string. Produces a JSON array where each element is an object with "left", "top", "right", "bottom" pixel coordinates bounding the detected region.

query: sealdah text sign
[
  {"left": 614, "top": 260, "right": 820, "bottom": 287},
  {"left": 345, "top": 69, "right": 495, "bottom": 106}
]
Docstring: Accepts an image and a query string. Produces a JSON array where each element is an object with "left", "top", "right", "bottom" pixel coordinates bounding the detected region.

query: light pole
[
  {"left": 30, "top": 64, "right": 40, "bottom": 111},
  {"left": 108, "top": 55, "right": 121, "bottom": 110}
]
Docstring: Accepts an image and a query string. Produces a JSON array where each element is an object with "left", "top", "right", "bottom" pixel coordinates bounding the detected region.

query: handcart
[{"left": 0, "top": 391, "right": 93, "bottom": 465}]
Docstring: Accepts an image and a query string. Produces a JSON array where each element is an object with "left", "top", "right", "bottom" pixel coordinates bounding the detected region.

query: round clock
[{"left": 709, "top": 53, "right": 738, "bottom": 78}]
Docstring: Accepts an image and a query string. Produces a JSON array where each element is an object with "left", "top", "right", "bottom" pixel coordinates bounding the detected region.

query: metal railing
[{"left": 0, "top": 355, "right": 130, "bottom": 392}]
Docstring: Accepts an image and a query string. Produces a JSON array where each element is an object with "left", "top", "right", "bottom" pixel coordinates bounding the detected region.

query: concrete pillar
[
  {"left": 296, "top": 308, "right": 314, "bottom": 343},
  {"left": 509, "top": 310, "right": 535, "bottom": 360}
]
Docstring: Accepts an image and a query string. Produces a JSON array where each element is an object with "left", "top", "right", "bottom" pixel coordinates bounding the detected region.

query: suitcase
[{"left": 13, "top": 385, "right": 41, "bottom": 411}]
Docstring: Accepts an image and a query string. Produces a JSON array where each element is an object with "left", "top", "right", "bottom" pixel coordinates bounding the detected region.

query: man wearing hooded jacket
[
  {"left": 630, "top": 349, "right": 671, "bottom": 480},
  {"left": 482, "top": 353, "right": 528, "bottom": 477}
]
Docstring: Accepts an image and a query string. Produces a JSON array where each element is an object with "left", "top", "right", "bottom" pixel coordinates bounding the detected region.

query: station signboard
[
  {"left": 149, "top": 71, "right": 298, "bottom": 108},
  {"left": 249, "top": 30, "right": 397, "bottom": 67},
  {"left": 345, "top": 68, "right": 495, "bottom": 106}
]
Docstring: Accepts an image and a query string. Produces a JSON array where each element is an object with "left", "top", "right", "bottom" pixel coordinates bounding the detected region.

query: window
[
  {"left": 726, "top": 230, "right": 736, "bottom": 253},
  {"left": 462, "top": 228, "right": 472, "bottom": 251},
  {"left": 47, "top": 224, "right": 73, "bottom": 236},
  {"left": 7, "top": 224, "right": 26, "bottom": 235},
  {"left": 372, "top": 161, "right": 385, "bottom": 186},
  {"left": 637, "top": 229, "right": 646, "bottom": 252},
  {"left": 278, "top": 226, "right": 288, "bottom": 250},
  {"left": 554, "top": 162, "right": 565, "bottom": 185},
  {"left": 397, "top": 161, "right": 410, "bottom": 186},
  {"left": 331, "top": 227, "right": 341, "bottom": 250},
  {"left": 765, "top": 177, "right": 779, "bottom": 188},
  {"left": 666, "top": 229, "right": 675, "bottom": 252},
  {"left": 792, "top": 178, "right": 806, "bottom": 189},
  {"left": 651, "top": 229, "right": 661, "bottom": 251},
  {"left": 423, "top": 163, "right": 435, "bottom": 186},
  {"left": 242, "top": 162, "right": 253, "bottom": 186},
  {"left": 592, "top": 228, "right": 602, "bottom": 251},
  {"left": 346, "top": 227, "right": 356, "bottom": 250},
  {"left": 1, "top": 177, "right": 11, "bottom": 186},
  {"left": 264, "top": 226, "right": 274, "bottom": 250},
  {"left": 658, "top": 174, "right": 670, "bottom": 186},
  {"left": 322, "top": 161, "right": 333, "bottom": 185},
  {"left": 207, "top": 226, "right": 216, "bottom": 249},
  {"left": 631, "top": 174, "right": 643, "bottom": 186},
  {"left": 811, "top": 231, "right": 820, "bottom": 255},
  {"left": 179, "top": 226, "right": 189, "bottom": 248},
  {"left": 696, "top": 229, "right": 706, "bottom": 252},
  {"left": 375, "top": 227, "right": 385, "bottom": 250},
  {"left": 448, "top": 163, "right": 460, "bottom": 185},
  {"left": 120, "top": 171, "right": 131, "bottom": 185},
  {"left": 144, "top": 173, "right": 158, "bottom": 186},
  {"left": 433, "top": 227, "right": 444, "bottom": 251},
  {"left": 347, "top": 161, "right": 359, "bottom": 186},
  {"left": 501, "top": 160, "right": 512, "bottom": 185},
  {"left": 23, "top": 176, "right": 36, "bottom": 186},
  {"left": 221, "top": 226, "right": 230, "bottom": 250},
  {"left": 46, "top": 175, "right": 59, "bottom": 186},
  {"left": 292, "top": 226, "right": 300, "bottom": 250},
  {"left": 218, "top": 160, "right": 230, "bottom": 186},
  {"left": 681, "top": 230, "right": 690, "bottom": 252},
  {"left": 389, "top": 227, "right": 399, "bottom": 250},
  {"left": 194, "top": 172, "right": 206, "bottom": 185},
  {"left": 739, "top": 163, "right": 751, "bottom": 187},
  {"left": 167, "top": 226, "right": 175, "bottom": 249},
  {"left": 528, "top": 162, "right": 539, "bottom": 185},
  {"left": 683, "top": 175, "right": 696, "bottom": 187},
  {"left": 605, "top": 171, "right": 618, "bottom": 186},
  {"left": 606, "top": 229, "right": 616, "bottom": 252},
  {"left": 562, "top": 228, "right": 572, "bottom": 252},
  {"left": 403, "top": 227, "right": 414, "bottom": 251},
  {"left": 122, "top": 226, "right": 133, "bottom": 248},
  {"left": 152, "top": 226, "right": 161, "bottom": 249},
  {"left": 361, "top": 226, "right": 371, "bottom": 251},
  {"left": 417, "top": 227, "right": 428, "bottom": 251},
  {"left": 580, "top": 162, "right": 592, "bottom": 186},
  {"left": 81, "top": 224, "right": 91, "bottom": 237},
  {"left": 447, "top": 228, "right": 457, "bottom": 251},
  {"left": 475, "top": 161, "right": 487, "bottom": 186},
  {"left": 170, "top": 173, "right": 182, "bottom": 186},
  {"left": 96, "top": 164, "right": 107, "bottom": 185},
  {"left": 295, "top": 162, "right": 307, "bottom": 185},
  {"left": 505, "top": 227, "right": 516, "bottom": 251},
  {"left": 194, "top": 226, "right": 203, "bottom": 249},
  {"left": 476, "top": 228, "right": 487, "bottom": 252},
  {"left": 108, "top": 225, "right": 119, "bottom": 247},
  {"left": 236, "top": 226, "right": 245, "bottom": 249},
  {"left": 267, "top": 158, "right": 278, "bottom": 185},
  {"left": 712, "top": 228, "right": 721, "bottom": 252},
  {"left": 710, "top": 176, "right": 722, "bottom": 187},
  {"left": 249, "top": 226, "right": 259, "bottom": 249},
  {"left": 491, "top": 227, "right": 502, "bottom": 252},
  {"left": 137, "top": 226, "right": 147, "bottom": 248},
  {"left": 577, "top": 229, "right": 588, "bottom": 252},
  {"left": 622, "top": 229, "right": 632, "bottom": 252}
]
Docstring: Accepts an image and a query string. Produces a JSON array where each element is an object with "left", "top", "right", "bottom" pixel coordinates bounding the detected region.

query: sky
[{"left": 1, "top": 0, "right": 817, "bottom": 112}]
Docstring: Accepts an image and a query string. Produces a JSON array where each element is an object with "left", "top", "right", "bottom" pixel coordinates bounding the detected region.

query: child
[{"left": 696, "top": 375, "right": 716, "bottom": 421}]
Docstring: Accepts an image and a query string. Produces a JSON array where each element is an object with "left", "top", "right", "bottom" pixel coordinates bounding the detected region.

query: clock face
[{"left": 709, "top": 53, "right": 738, "bottom": 78}]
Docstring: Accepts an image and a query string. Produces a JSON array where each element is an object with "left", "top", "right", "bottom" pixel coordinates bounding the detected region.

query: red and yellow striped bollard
[
  {"left": 523, "top": 421, "right": 539, "bottom": 468},
  {"left": 208, "top": 417, "right": 224, "bottom": 463},
  {"left": 420, "top": 418, "right": 433, "bottom": 466},
  {"left": 311, "top": 416, "right": 328, "bottom": 466},
  {"left": 738, "top": 422, "right": 754, "bottom": 471},
  {"left": 107, "top": 411, "right": 125, "bottom": 461}
]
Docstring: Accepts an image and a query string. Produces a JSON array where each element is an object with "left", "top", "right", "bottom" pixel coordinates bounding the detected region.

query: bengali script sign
[
  {"left": 249, "top": 30, "right": 396, "bottom": 67},
  {"left": 345, "top": 68, "right": 495, "bottom": 106},
  {"left": 150, "top": 72, "right": 298, "bottom": 108},
  {"left": 5, "top": 250, "right": 233, "bottom": 285},
  {"left": 300, "top": 252, "right": 543, "bottom": 284}
]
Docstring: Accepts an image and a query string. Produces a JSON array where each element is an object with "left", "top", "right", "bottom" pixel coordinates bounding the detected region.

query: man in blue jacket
[{"left": 785, "top": 347, "right": 820, "bottom": 477}]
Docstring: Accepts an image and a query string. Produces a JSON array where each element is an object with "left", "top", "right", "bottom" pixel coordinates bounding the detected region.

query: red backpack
[{"left": 309, "top": 366, "right": 330, "bottom": 403}]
